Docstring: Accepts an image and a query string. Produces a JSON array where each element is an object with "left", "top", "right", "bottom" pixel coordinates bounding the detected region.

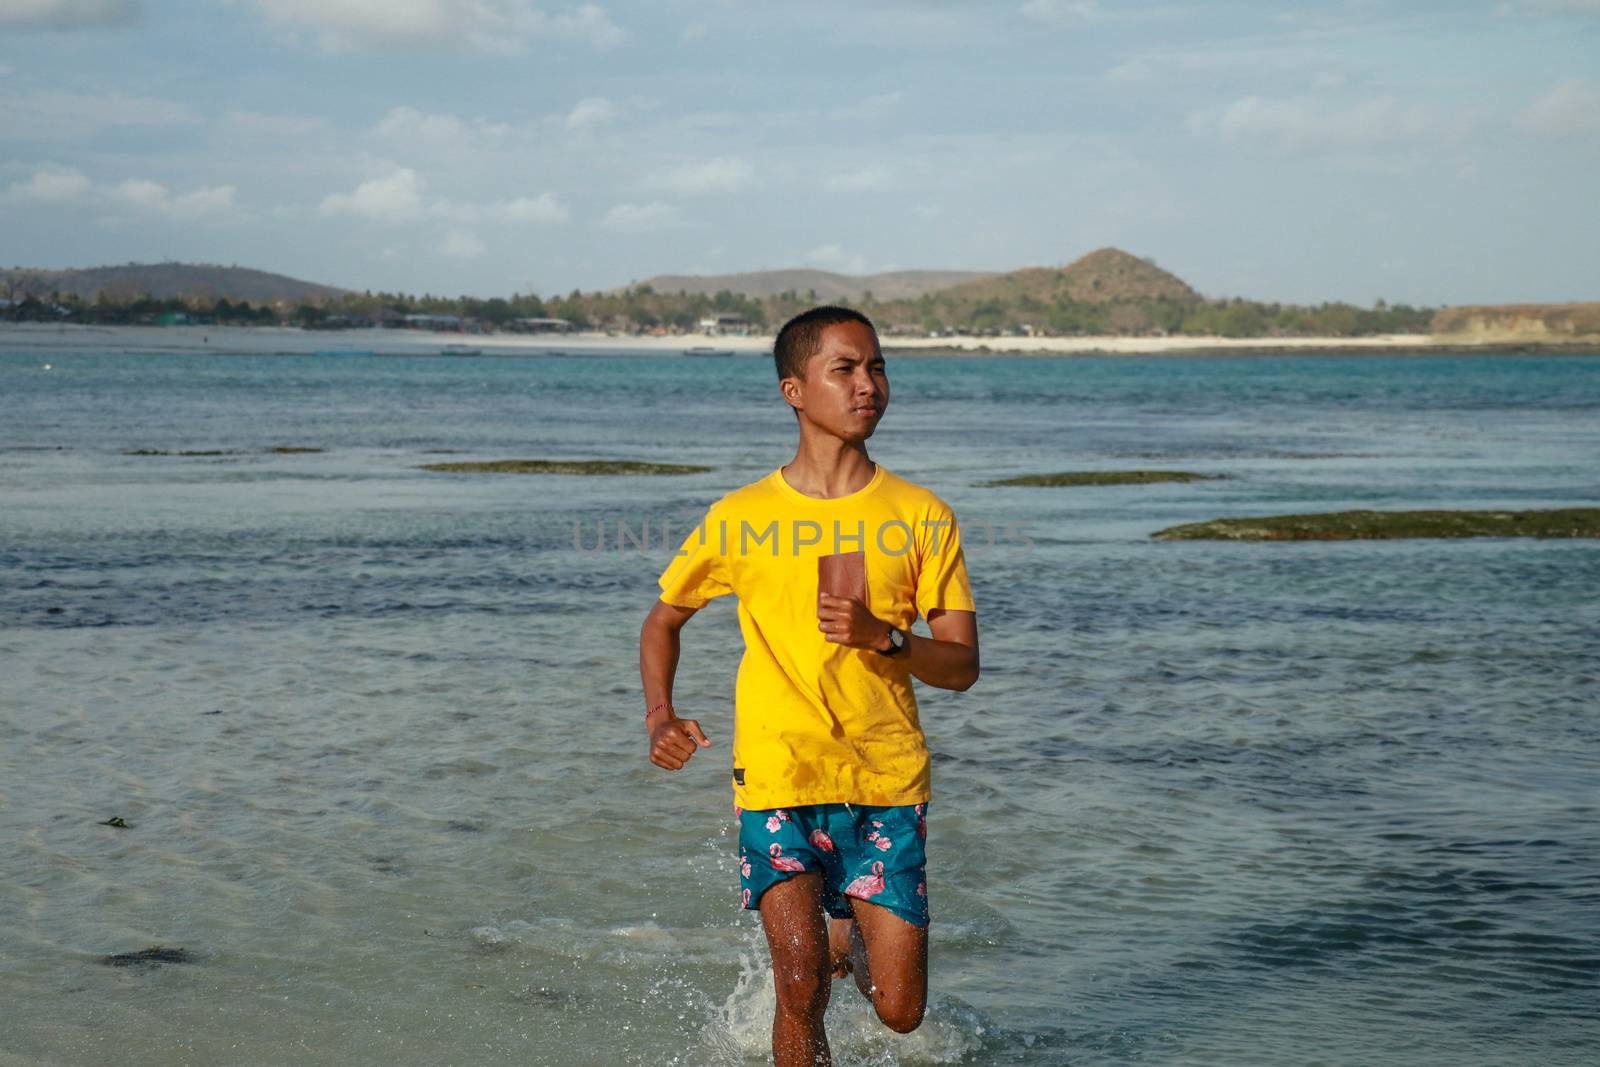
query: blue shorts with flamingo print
[{"left": 736, "top": 802, "right": 929, "bottom": 928}]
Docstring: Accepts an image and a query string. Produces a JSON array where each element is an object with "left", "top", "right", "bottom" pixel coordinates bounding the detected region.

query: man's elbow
[
  {"left": 951, "top": 653, "right": 980, "bottom": 692},
  {"left": 642, "top": 598, "right": 696, "bottom": 638}
]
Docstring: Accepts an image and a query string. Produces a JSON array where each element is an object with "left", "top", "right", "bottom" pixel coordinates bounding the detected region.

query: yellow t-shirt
[{"left": 656, "top": 463, "right": 976, "bottom": 810}]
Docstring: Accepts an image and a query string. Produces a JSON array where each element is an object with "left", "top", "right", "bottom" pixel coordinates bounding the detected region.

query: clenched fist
[{"left": 649, "top": 715, "right": 711, "bottom": 770}]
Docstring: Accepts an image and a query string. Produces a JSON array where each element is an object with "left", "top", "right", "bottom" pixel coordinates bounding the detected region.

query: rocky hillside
[
  {"left": 930, "top": 247, "right": 1200, "bottom": 306},
  {"left": 0, "top": 263, "right": 347, "bottom": 304},
  {"left": 1431, "top": 303, "right": 1600, "bottom": 341}
]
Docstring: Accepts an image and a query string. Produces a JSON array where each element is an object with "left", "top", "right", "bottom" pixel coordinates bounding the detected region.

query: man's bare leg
[
  {"left": 759, "top": 873, "right": 834, "bottom": 1066},
  {"left": 828, "top": 917, "right": 872, "bottom": 998},
  {"left": 845, "top": 897, "right": 928, "bottom": 1034}
]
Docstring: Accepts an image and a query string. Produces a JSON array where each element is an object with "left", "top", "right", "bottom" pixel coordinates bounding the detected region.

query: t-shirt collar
[{"left": 770, "top": 462, "right": 886, "bottom": 506}]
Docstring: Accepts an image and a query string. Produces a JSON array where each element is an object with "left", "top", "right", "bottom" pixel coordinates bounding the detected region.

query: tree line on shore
[{"left": 2, "top": 285, "right": 1433, "bottom": 338}]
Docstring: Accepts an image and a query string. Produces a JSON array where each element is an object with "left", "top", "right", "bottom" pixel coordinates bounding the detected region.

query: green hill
[
  {"left": 0, "top": 262, "right": 346, "bottom": 304},
  {"left": 931, "top": 247, "right": 1199, "bottom": 306},
  {"left": 852, "top": 247, "right": 1207, "bottom": 335}
]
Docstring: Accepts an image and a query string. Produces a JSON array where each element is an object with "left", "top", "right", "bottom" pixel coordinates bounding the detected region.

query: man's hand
[
  {"left": 816, "top": 593, "right": 890, "bottom": 651},
  {"left": 649, "top": 715, "right": 712, "bottom": 770}
]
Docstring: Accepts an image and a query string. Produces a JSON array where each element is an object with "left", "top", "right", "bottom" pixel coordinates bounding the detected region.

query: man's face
[{"left": 783, "top": 320, "right": 889, "bottom": 442}]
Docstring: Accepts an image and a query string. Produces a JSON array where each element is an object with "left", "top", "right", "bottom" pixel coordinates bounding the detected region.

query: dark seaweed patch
[{"left": 101, "top": 945, "right": 190, "bottom": 967}]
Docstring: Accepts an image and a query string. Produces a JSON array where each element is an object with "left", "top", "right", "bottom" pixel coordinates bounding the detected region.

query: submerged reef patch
[
  {"left": 1152, "top": 508, "right": 1600, "bottom": 541},
  {"left": 984, "top": 470, "right": 1223, "bottom": 487},
  {"left": 418, "top": 459, "right": 711, "bottom": 475}
]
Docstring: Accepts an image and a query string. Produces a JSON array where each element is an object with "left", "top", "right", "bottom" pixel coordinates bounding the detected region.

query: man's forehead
[{"left": 811, "top": 321, "right": 882, "bottom": 361}]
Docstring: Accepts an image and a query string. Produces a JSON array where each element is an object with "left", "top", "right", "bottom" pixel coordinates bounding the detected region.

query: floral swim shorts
[{"left": 736, "top": 802, "right": 929, "bottom": 928}]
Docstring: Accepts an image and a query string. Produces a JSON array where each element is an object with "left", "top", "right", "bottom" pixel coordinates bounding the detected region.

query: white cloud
[
  {"left": 3, "top": 165, "right": 234, "bottom": 219},
  {"left": 1019, "top": 0, "right": 1103, "bottom": 26},
  {"left": 439, "top": 229, "right": 486, "bottom": 259},
  {"left": 1104, "top": 43, "right": 1361, "bottom": 90},
  {"left": 109, "top": 178, "right": 167, "bottom": 212},
  {"left": 1105, "top": 57, "right": 1152, "bottom": 83},
  {"left": 374, "top": 105, "right": 510, "bottom": 146},
  {"left": 550, "top": 4, "right": 622, "bottom": 48},
  {"left": 599, "top": 202, "right": 681, "bottom": 231},
  {"left": 4, "top": 164, "right": 93, "bottom": 203},
  {"left": 0, "top": 0, "right": 138, "bottom": 29},
  {"left": 1521, "top": 79, "right": 1600, "bottom": 137},
  {"left": 646, "top": 157, "right": 753, "bottom": 195},
  {"left": 319, "top": 168, "right": 427, "bottom": 223},
  {"left": 565, "top": 96, "right": 619, "bottom": 129},
  {"left": 824, "top": 167, "right": 892, "bottom": 192},
  {"left": 804, "top": 244, "right": 871, "bottom": 275},
  {"left": 500, "top": 193, "right": 568, "bottom": 223},
  {"left": 432, "top": 192, "right": 569, "bottom": 225},
  {"left": 319, "top": 168, "right": 568, "bottom": 227},
  {"left": 168, "top": 185, "right": 238, "bottom": 219},
  {"left": 1190, "top": 95, "right": 1465, "bottom": 152},
  {"left": 0, "top": 89, "right": 196, "bottom": 140},
  {"left": 250, "top": 0, "right": 622, "bottom": 54},
  {"left": 109, "top": 179, "right": 237, "bottom": 220}
]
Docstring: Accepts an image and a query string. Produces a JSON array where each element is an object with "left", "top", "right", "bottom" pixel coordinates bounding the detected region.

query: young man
[{"left": 638, "top": 306, "right": 979, "bottom": 1067}]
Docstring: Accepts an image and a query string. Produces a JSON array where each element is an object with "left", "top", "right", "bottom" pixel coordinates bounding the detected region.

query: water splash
[{"left": 695, "top": 929, "right": 988, "bottom": 1065}]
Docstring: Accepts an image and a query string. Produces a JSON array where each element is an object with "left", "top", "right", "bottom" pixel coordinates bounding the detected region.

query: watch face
[{"left": 890, "top": 627, "right": 905, "bottom": 649}]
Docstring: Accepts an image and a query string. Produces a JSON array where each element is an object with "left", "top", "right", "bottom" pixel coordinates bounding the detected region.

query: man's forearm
[
  {"left": 639, "top": 619, "right": 682, "bottom": 717},
  {"left": 897, "top": 630, "right": 978, "bottom": 692}
]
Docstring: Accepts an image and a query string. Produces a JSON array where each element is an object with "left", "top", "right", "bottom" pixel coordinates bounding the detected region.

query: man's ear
[{"left": 780, "top": 377, "right": 802, "bottom": 412}]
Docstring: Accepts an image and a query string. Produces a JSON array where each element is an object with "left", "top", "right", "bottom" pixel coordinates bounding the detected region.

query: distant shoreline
[{"left": 2, "top": 323, "right": 1596, "bottom": 358}]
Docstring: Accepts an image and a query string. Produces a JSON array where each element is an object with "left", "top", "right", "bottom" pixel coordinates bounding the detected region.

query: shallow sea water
[{"left": 1, "top": 349, "right": 1598, "bottom": 1065}]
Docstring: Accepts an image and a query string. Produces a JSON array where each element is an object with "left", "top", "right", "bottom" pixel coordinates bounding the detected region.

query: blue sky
[{"left": 2, "top": 0, "right": 1596, "bottom": 304}]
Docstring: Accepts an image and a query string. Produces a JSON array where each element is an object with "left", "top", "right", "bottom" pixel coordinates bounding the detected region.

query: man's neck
[{"left": 782, "top": 439, "right": 875, "bottom": 500}]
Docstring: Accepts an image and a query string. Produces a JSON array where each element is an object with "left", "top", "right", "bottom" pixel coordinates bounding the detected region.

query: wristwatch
[{"left": 875, "top": 624, "right": 907, "bottom": 657}]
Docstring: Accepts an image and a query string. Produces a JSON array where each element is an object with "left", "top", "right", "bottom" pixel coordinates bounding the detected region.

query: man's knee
[
  {"left": 773, "top": 959, "right": 831, "bottom": 1016},
  {"left": 873, "top": 989, "right": 926, "bottom": 1034}
]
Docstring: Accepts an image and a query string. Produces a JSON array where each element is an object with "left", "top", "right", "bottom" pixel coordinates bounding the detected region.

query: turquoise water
[{"left": 2, "top": 350, "right": 1597, "bottom": 1065}]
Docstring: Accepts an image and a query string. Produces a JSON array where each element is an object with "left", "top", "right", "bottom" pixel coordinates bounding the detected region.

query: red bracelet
[{"left": 646, "top": 701, "right": 673, "bottom": 721}]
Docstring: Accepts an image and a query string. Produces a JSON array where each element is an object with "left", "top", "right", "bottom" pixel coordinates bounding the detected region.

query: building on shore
[
  {"left": 506, "top": 317, "right": 575, "bottom": 334},
  {"left": 403, "top": 313, "right": 468, "bottom": 332},
  {"left": 697, "top": 313, "right": 751, "bottom": 337}
]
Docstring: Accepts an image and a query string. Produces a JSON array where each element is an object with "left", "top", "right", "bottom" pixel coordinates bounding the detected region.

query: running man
[{"left": 639, "top": 306, "right": 980, "bottom": 1066}]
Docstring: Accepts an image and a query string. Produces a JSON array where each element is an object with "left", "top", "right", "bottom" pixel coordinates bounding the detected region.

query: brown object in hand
[{"left": 818, "top": 550, "right": 868, "bottom": 606}]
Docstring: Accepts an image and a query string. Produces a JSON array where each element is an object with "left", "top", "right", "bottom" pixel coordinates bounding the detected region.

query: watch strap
[{"left": 876, "top": 625, "right": 905, "bottom": 657}]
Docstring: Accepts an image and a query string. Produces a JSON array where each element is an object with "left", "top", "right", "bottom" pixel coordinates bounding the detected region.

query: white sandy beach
[{"left": 0, "top": 322, "right": 1577, "bottom": 358}]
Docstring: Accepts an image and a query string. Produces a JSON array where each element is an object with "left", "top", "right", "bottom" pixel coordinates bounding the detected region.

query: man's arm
[
  {"left": 912, "top": 607, "right": 980, "bottom": 691},
  {"left": 639, "top": 598, "right": 713, "bottom": 769},
  {"left": 816, "top": 595, "right": 980, "bottom": 692}
]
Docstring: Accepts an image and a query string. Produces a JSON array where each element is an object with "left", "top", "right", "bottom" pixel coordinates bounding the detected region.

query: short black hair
[{"left": 773, "top": 305, "right": 878, "bottom": 382}]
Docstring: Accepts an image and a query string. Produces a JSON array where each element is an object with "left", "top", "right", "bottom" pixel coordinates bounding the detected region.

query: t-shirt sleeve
[
  {"left": 914, "top": 502, "right": 976, "bottom": 619},
  {"left": 657, "top": 504, "right": 733, "bottom": 608}
]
